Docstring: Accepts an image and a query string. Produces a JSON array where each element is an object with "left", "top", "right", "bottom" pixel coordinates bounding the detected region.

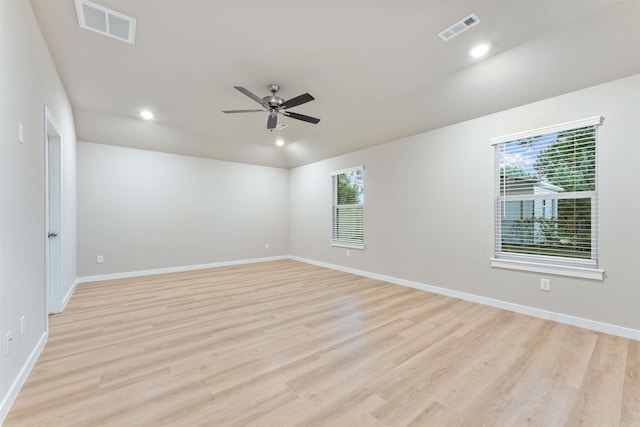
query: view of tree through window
[
  {"left": 496, "top": 124, "right": 597, "bottom": 262},
  {"left": 332, "top": 168, "right": 364, "bottom": 246}
]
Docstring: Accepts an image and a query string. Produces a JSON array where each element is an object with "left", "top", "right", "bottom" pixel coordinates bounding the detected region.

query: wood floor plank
[
  {"left": 622, "top": 339, "right": 640, "bottom": 426},
  {"left": 4, "top": 259, "right": 638, "bottom": 426}
]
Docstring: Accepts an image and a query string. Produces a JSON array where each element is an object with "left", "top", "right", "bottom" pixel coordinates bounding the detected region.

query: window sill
[
  {"left": 490, "top": 258, "right": 604, "bottom": 280},
  {"left": 331, "top": 242, "right": 365, "bottom": 250}
]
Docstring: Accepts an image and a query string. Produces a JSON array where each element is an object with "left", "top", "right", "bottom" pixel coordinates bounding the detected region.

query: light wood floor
[{"left": 5, "top": 260, "right": 639, "bottom": 426}]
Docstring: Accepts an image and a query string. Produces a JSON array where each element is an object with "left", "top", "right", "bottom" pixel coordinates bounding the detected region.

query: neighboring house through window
[
  {"left": 331, "top": 166, "right": 364, "bottom": 249},
  {"left": 491, "top": 116, "right": 604, "bottom": 280}
]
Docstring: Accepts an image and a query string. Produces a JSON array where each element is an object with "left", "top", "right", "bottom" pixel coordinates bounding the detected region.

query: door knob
[{"left": 48, "top": 232, "right": 58, "bottom": 238}]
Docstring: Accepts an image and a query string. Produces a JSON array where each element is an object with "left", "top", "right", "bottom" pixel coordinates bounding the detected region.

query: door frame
[{"left": 44, "top": 106, "right": 63, "bottom": 316}]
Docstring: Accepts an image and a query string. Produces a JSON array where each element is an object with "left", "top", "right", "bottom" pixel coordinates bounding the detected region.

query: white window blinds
[
  {"left": 331, "top": 166, "right": 364, "bottom": 248},
  {"left": 492, "top": 117, "right": 602, "bottom": 267}
]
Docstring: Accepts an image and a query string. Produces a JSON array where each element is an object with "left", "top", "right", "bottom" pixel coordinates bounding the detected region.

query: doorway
[{"left": 45, "top": 107, "right": 63, "bottom": 314}]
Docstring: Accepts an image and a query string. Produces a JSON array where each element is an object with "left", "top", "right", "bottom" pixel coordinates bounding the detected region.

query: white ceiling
[{"left": 31, "top": 0, "right": 640, "bottom": 168}]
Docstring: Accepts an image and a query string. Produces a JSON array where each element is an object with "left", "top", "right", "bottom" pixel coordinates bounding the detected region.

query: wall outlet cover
[{"left": 541, "top": 278, "right": 551, "bottom": 291}]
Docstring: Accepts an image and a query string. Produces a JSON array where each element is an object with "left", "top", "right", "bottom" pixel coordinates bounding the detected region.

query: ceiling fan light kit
[{"left": 223, "top": 84, "right": 321, "bottom": 130}]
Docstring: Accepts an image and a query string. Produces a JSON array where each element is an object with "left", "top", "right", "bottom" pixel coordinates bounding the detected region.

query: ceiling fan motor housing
[
  {"left": 264, "top": 95, "right": 285, "bottom": 107},
  {"left": 264, "top": 84, "right": 284, "bottom": 107}
]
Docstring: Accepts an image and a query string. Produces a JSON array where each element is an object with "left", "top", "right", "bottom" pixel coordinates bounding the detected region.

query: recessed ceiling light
[
  {"left": 275, "top": 139, "right": 285, "bottom": 147},
  {"left": 140, "top": 110, "right": 154, "bottom": 120},
  {"left": 470, "top": 43, "right": 491, "bottom": 58}
]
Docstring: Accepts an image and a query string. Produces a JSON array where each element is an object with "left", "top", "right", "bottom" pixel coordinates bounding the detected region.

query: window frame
[
  {"left": 331, "top": 165, "right": 365, "bottom": 250},
  {"left": 490, "top": 116, "right": 604, "bottom": 280}
]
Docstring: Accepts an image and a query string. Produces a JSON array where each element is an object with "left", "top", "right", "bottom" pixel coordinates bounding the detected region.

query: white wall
[
  {"left": 289, "top": 74, "right": 640, "bottom": 332},
  {"left": 0, "top": 0, "right": 77, "bottom": 421},
  {"left": 77, "top": 142, "right": 289, "bottom": 276}
]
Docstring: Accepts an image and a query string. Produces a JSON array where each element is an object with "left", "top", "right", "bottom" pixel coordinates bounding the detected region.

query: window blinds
[
  {"left": 493, "top": 117, "right": 602, "bottom": 266},
  {"left": 331, "top": 166, "right": 364, "bottom": 247}
]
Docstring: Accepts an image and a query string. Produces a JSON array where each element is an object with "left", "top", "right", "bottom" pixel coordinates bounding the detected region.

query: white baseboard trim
[
  {"left": 289, "top": 256, "right": 640, "bottom": 341},
  {"left": 0, "top": 331, "right": 48, "bottom": 425},
  {"left": 76, "top": 255, "right": 289, "bottom": 284},
  {"left": 62, "top": 278, "right": 80, "bottom": 311}
]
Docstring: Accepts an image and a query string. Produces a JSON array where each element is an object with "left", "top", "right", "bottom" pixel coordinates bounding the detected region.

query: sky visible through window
[{"left": 500, "top": 133, "right": 557, "bottom": 180}]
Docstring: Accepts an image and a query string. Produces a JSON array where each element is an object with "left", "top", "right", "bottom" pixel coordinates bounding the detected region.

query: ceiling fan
[{"left": 222, "top": 84, "right": 320, "bottom": 130}]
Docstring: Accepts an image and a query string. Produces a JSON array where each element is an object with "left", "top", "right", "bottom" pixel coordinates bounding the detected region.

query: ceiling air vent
[
  {"left": 438, "top": 13, "right": 480, "bottom": 41},
  {"left": 75, "top": 0, "right": 136, "bottom": 45}
]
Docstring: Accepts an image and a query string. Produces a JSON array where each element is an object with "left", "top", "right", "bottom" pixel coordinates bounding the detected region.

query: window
[
  {"left": 331, "top": 166, "right": 364, "bottom": 249},
  {"left": 491, "top": 116, "right": 604, "bottom": 280}
]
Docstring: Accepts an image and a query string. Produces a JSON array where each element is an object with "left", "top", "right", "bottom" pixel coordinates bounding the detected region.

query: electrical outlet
[
  {"left": 346, "top": 250, "right": 351, "bottom": 258},
  {"left": 6, "top": 331, "right": 12, "bottom": 355},
  {"left": 20, "top": 316, "right": 25, "bottom": 337},
  {"left": 265, "top": 243, "right": 269, "bottom": 249},
  {"left": 97, "top": 255, "right": 103, "bottom": 264},
  {"left": 18, "top": 123, "right": 24, "bottom": 143},
  {"left": 540, "top": 278, "right": 551, "bottom": 291}
]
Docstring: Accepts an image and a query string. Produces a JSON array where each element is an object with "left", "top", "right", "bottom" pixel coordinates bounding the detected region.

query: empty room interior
[{"left": 1, "top": 0, "right": 640, "bottom": 425}]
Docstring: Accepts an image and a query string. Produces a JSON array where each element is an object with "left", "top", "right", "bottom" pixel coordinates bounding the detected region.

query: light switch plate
[
  {"left": 5, "top": 331, "right": 12, "bottom": 355},
  {"left": 18, "top": 123, "right": 24, "bottom": 143}
]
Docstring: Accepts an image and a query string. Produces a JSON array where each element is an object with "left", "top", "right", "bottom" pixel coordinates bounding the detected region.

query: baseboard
[
  {"left": 289, "top": 256, "right": 640, "bottom": 341},
  {"left": 0, "top": 331, "right": 48, "bottom": 425},
  {"left": 76, "top": 255, "right": 289, "bottom": 284},
  {"left": 61, "top": 278, "right": 80, "bottom": 311}
]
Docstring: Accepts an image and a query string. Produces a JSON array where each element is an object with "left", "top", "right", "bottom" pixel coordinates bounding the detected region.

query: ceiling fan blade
[
  {"left": 280, "top": 93, "right": 314, "bottom": 109},
  {"left": 223, "top": 110, "right": 264, "bottom": 113},
  {"left": 234, "top": 86, "right": 268, "bottom": 107},
  {"left": 284, "top": 111, "right": 321, "bottom": 124},
  {"left": 267, "top": 114, "right": 278, "bottom": 129},
  {"left": 222, "top": 109, "right": 264, "bottom": 113}
]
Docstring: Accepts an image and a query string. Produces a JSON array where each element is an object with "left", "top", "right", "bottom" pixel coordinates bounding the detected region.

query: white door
[{"left": 45, "top": 108, "right": 63, "bottom": 314}]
